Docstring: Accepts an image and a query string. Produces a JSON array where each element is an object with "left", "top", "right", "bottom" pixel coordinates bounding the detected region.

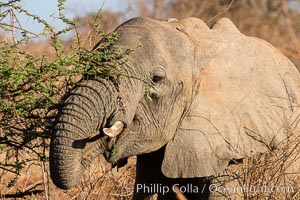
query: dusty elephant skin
[{"left": 50, "top": 17, "right": 300, "bottom": 199}]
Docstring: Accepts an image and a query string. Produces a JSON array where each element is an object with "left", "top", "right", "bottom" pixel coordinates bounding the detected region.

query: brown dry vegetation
[{"left": 1, "top": 0, "right": 300, "bottom": 199}]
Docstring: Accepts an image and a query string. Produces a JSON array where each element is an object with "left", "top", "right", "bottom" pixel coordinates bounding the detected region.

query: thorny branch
[
  {"left": 0, "top": 22, "right": 40, "bottom": 37},
  {"left": 0, "top": 0, "right": 20, "bottom": 7}
]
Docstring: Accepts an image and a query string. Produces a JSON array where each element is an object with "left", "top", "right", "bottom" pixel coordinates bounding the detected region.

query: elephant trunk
[{"left": 50, "top": 77, "right": 117, "bottom": 189}]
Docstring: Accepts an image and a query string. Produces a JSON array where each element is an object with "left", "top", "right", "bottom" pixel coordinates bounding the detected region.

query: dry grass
[
  {"left": 0, "top": 136, "right": 299, "bottom": 200},
  {"left": 0, "top": 152, "right": 136, "bottom": 200},
  {"left": 211, "top": 130, "right": 300, "bottom": 199}
]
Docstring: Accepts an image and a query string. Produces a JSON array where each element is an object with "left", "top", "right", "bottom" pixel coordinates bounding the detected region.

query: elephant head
[
  {"left": 50, "top": 17, "right": 300, "bottom": 190},
  {"left": 103, "top": 17, "right": 300, "bottom": 177}
]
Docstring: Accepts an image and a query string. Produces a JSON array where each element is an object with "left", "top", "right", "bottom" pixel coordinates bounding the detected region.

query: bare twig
[
  {"left": 1, "top": 190, "right": 44, "bottom": 199},
  {"left": 207, "top": 0, "right": 234, "bottom": 24},
  {"left": 9, "top": 4, "right": 16, "bottom": 43},
  {"left": 1, "top": 181, "right": 44, "bottom": 199},
  {"left": 41, "top": 160, "right": 49, "bottom": 200},
  {"left": 80, "top": 0, "right": 106, "bottom": 48}
]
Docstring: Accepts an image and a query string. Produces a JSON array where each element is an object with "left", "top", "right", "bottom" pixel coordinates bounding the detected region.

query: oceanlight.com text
[{"left": 209, "top": 184, "right": 295, "bottom": 194}]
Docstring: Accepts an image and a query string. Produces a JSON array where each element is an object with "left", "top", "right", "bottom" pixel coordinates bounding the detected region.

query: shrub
[{"left": 0, "top": 0, "right": 131, "bottom": 198}]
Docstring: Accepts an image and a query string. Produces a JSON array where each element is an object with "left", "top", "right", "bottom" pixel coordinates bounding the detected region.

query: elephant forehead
[
  {"left": 113, "top": 17, "right": 243, "bottom": 75},
  {"left": 116, "top": 24, "right": 188, "bottom": 48},
  {"left": 116, "top": 25, "right": 194, "bottom": 67},
  {"left": 115, "top": 17, "right": 241, "bottom": 52}
]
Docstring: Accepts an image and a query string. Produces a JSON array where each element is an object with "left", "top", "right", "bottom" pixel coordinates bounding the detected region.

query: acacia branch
[
  {"left": 0, "top": 0, "right": 20, "bottom": 7},
  {"left": 0, "top": 22, "right": 40, "bottom": 37}
]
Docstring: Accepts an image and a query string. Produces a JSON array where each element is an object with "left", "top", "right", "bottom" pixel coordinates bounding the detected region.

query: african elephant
[{"left": 50, "top": 17, "right": 300, "bottom": 199}]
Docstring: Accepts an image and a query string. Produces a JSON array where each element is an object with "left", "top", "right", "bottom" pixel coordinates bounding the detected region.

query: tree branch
[
  {"left": 0, "top": 0, "right": 20, "bottom": 7},
  {"left": 0, "top": 22, "right": 40, "bottom": 37},
  {"left": 207, "top": 0, "right": 235, "bottom": 24}
]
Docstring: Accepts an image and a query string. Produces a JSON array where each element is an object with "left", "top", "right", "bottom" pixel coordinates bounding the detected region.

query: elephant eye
[
  {"left": 151, "top": 67, "right": 166, "bottom": 83},
  {"left": 152, "top": 75, "right": 165, "bottom": 83}
]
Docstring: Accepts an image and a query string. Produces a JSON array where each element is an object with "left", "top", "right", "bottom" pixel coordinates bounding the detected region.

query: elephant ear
[{"left": 161, "top": 19, "right": 300, "bottom": 178}]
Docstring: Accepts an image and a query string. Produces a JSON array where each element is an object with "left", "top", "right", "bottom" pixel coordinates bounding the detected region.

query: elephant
[{"left": 50, "top": 17, "right": 300, "bottom": 199}]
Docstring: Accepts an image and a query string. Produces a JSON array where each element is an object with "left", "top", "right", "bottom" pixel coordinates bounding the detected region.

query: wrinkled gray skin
[
  {"left": 50, "top": 17, "right": 300, "bottom": 199},
  {"left": 50, "top": 77, "right": 117, "bottom": 189}
]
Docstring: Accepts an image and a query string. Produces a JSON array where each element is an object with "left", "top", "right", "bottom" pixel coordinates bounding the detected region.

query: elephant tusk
[{"left": 103, "top": 121, "right": 124, "bottom": 137}]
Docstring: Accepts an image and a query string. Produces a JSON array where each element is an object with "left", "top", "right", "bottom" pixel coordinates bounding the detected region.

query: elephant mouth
[{"left": 104, "top": 118, "right": 139, "bottom": 163}]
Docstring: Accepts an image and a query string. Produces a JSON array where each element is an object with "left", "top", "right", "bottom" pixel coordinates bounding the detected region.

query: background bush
[{"left": 0, "top": 0, "right": 133, "bottom": 199}]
